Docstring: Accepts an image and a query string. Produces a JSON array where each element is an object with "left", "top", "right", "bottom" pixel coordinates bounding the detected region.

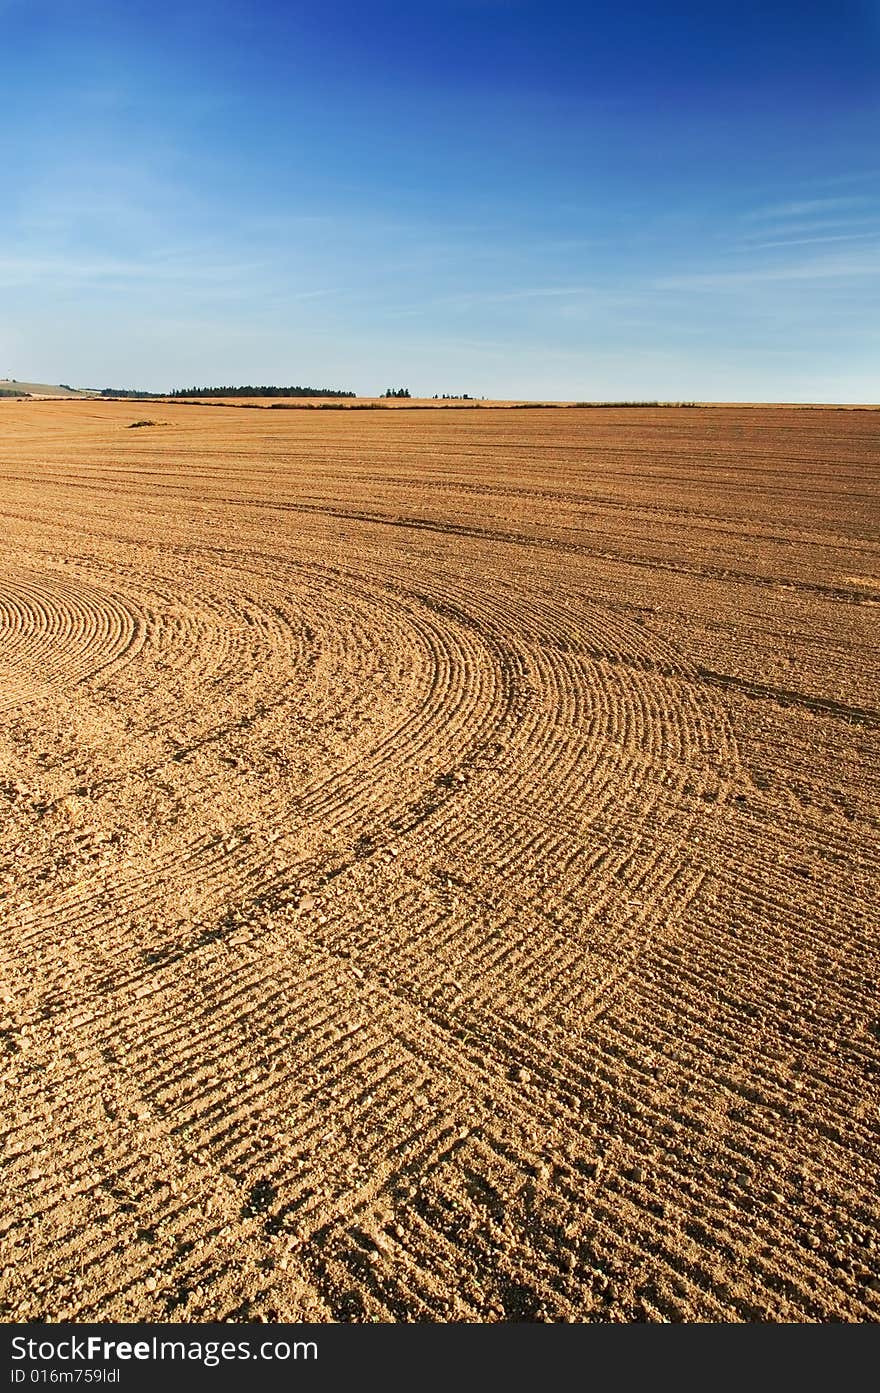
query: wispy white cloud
[
  {"left": 656, "top": 248, "right": 880, "bottom": 290},
  {"left": 388, "top": 285, "right": 600, "bottom": 318},
  {"left": 450, "top": 285, "right": 596, "bottom": 305},
  {"left": 744, "top": 232, "right": 880, "bottom": 250},
  {"left": 0, "top": 251, "right": 270, "bottom": 291},
  {"left": 744, "top": 196, "right": 869, "bottom": 221},
  {"left": 741, "top": 216, "right": 878, "bottom": 239}
]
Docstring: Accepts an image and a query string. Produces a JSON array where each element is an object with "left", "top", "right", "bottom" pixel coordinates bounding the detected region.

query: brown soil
[{"left": 0, "top": 400, "right": 878, "bottom": 1323}]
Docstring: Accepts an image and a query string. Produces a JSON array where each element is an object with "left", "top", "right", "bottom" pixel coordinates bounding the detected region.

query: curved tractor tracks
[
  {"left": 0, "top": 401, "right": 878, "bottom": 1324},
  {"left": 0, "top": 567, "right": 144, "bottom": 712}
]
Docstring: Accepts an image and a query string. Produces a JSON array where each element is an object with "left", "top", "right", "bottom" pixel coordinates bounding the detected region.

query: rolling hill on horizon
[{"left": 0, "top": 379, "right": 97, "bottom": 397}]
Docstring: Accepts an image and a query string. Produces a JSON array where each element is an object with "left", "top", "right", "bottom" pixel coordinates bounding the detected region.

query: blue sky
[{"left": 1, "top": 0, "right": 878, "bottom": 399}]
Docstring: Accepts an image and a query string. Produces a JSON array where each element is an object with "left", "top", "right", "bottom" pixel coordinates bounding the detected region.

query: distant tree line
[
  {"left": 98, "top": 385, "right": 356, "bottom": 399},
  {"left": 169, "top": 385, "right": 355, "bottom": 398},
  {"left": 382, "top": 387, "right": 411, "bottom": 398},
  {"left": 101, "top": 388, "right": 158, "bottom": 398}
]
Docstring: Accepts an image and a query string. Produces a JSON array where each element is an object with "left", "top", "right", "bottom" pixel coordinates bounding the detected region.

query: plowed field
[{"left": 1, "top": 400, "right": 878, "bottom": 1322}]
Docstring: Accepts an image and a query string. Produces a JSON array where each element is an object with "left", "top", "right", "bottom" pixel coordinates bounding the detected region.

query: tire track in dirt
[
  {"left": 0, "top": 567, "right": 144, "bottom": 711},
  {"left": 0, "top": 548, "right": 841, "bottom": 1320},
  {"left": 1, "top": 541, "right": 747, "bottom": 1319}
]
